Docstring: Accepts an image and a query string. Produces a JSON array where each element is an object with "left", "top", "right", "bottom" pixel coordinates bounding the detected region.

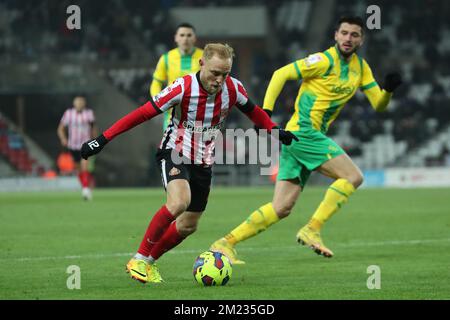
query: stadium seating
[
  {"left": 0, "top": 115, "right": 39, "bottom": 175},
  {"left": 1, "top": 0, "right": 449, "bottom": 184}
]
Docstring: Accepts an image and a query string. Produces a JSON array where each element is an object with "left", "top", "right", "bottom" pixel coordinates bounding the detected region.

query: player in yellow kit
[
  {"left": 211, "top": 16, "right": 402, "bottom": 263},
  {"left": 150, "top": 23, "right": 203, "bottom": 131}
]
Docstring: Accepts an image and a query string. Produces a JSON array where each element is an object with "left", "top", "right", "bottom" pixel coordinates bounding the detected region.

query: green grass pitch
[{"left": 1, "top": 186, "right": 449, "bottom": 300}]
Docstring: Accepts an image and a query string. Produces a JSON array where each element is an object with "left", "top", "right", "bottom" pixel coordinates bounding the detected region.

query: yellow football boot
[
  {"left": 210, "top": 238, "right": 245, "bottom": 265},
  {"left": 146, "top": 263, "right": 164, "bottom": 283},
  {"left": 126, "top": 258, "right": 164, "bottom": 283},
  {"left": 296, "top": 226, "right": 334, "bottom": 258},
  {"left": 126, "top": 258, "right": 150, "bottom": 283}
]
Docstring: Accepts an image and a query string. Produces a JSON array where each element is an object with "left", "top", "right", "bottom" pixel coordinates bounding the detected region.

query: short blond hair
[{"left": 203, "top": 43, "right": 234, "bottom": 61}]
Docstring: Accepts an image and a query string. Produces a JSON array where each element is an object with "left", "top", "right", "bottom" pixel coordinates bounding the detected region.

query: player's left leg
[
  {"left": 138, "top": 211, "right": 203, "bottom": 283},
  {"left": 297, "top": 153, "right": 363, "bottom": 257},
  {"left": 70, "top": 149, "right": 92, "bottom": 200},
  {"left": 79, "top": 158, "right": 93, "bottom": 200},
  {"left": 138, "top": 162, "right": 211, "bottom": 282},
  {"left": 149, "top": 211, "right": 202, "bottom": 261},
  {"left": 211, "top": 179, "right": 301, "bottom": 264}
]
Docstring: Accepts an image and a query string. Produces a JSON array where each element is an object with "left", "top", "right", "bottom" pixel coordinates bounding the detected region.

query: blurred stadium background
[{"left": 1, "top": 0, "right": 450, "bottom": 190}]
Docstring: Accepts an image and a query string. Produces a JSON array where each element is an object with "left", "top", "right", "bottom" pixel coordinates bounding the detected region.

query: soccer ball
[{"left": 193, "top": 251, "right": 232, "bottom": 286}]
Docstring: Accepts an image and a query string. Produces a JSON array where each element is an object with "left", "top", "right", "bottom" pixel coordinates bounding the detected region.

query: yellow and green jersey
[
  {"left": 150, "top": 47, "right": 203, "bottom": 130},
  {"left": 263, "top": 45, "right": 392, "bottom": 133}
]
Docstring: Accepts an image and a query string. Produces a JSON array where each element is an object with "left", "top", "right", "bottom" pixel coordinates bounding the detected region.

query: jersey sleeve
[
  {"left": 294, "top": 52, "right": 331, "bottom": 80},
  {"left": 153, "top": 77, "right": 184, "bottom": 112},
  {"left": 150, "top": 55, "right": 168, "bottom": 97},
  {"left": 235, "top": 80, "right": 249, "bottom": 107},
  {"left": 263, "top": 53, "right": 331, "bottom": 111},
  {"left": 60, "top": 110, "right": 69, "bottom": 126},
  {"left": 360, "top": 60, "right": 392, "bottom": 112},
  {"left": 103, "top": 98, "right": 163, "bottom": 141},
  {"left": 88, "top": 110, "right": 95, "bottom": 124},
  {"left": 359, "top": 59, "right": 379, "bottom": 91}
]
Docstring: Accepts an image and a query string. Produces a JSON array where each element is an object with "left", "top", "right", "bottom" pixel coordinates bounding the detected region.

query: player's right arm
[
  {"left": 57, "top": 110, "right": 69, "bottom": 147},
  {"left": 150, "top": 55, "right": 168, "bottom": 97},
  {"left": 360, "top": 60, "right": 402, "bottom": 112},
  {"left": 263, "top": 53, "right": 331, "bottom": 114},
  {"left": 82, "top": 78, "right": 184, "bottom": 160}
]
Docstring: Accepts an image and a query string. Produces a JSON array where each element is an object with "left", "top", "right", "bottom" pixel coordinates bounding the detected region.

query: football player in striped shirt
[
  {"left": 210, "top": 16, "right": 403, "bottom": 264},
  {"left": 81, "top": 43, "right": 298, "bottom": 283},
  {"left": 57, "top": 96, "right": 98, "bottom": 200},
  {"left": 150, "top": 23, "right": 203, "bottom": 131}
]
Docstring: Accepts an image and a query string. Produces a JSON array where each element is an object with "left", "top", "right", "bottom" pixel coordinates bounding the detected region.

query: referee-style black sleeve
[{"left": 236, "top": 98, "right": 256, "bottom": 114}]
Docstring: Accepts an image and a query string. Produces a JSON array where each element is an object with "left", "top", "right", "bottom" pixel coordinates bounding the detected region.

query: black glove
[
  {"left": 383, "top": 73, "right": 402, "bottom": 92},
  {"left": 81, "top": 134, "right": 108, "bottom": 160},
  {"left": 254, "top": 109, "right": 273, "bottom": 132},
  {"left": 276, "top": 127, "right": 299, "bottom": 146}
]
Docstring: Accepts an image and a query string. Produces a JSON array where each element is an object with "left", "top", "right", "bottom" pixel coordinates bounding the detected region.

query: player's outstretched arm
[
  {"left": 80, "top": 99, "right": 162, "bottom": 160},
  {"left": 363, "top": 72, "right": 402, "bottom": 112},
  {"left": 239, "top": 102, "right": 298, "bottom": 146},
  {"left": 81, "top": 134, "right": 108, "bottom": 159},
  {"left": 361, "top": 59, "right": 402, "bottom": 112},
  {"left": 263, "top": 63, "right": 300, "bottom": 113}
]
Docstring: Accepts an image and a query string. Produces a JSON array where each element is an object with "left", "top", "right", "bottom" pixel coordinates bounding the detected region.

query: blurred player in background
[
  {"left": 211, "top": 16, "right": 403, "bottom": 263},
  {"left": 81, "top": 43, "right": 297, "bottom": 283},
  {"left": 57, "top": 95, "right": 98, "bottom": 201},
  {"left": 150, "top": 23, "right": 203, "bottom": 131}
]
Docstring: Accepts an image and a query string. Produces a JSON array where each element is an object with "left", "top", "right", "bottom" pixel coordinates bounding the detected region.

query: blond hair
[{"left": 203, "top": 43, "right": 234, "bottom": 61}]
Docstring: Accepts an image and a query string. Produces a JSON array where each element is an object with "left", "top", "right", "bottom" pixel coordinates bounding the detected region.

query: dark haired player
[
  {"left": 150, "top": 23, "right": 203, "bottom": 131},
  {"left": 211, "top": 16, "right": 403, "bottom": 263}
]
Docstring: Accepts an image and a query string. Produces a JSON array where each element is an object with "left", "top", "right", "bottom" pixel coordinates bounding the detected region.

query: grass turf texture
[{"left": 1, "top": 187, "right": 449, "bottom": 300}]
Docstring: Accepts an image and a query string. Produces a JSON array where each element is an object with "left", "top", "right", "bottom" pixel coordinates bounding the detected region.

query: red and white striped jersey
[
  {"left": 154, "top": 73, "right": 249, "bottom": 165},
  {"left": 60, "top": 108, "right": 95, "bottom": 150}
]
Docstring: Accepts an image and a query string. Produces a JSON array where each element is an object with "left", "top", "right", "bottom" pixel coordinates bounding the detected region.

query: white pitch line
[{"left": 2, "top": 238, "right": 449, "bottom": 262}]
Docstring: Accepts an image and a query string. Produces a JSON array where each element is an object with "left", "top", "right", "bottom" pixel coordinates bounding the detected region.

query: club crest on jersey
[
  {"left": 169, "top": 167, "right": 181, "bottom": 176},
  {"left": 304, "top": 54, "right": 323, "bottom": 67}
]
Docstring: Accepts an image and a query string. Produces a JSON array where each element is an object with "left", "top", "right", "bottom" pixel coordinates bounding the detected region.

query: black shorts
[
  {"left": 69, "top": 149, "right": 82, "bottom": 163},
  {"left": 156, "top": 149, "right": 212, "bottom": 212}
]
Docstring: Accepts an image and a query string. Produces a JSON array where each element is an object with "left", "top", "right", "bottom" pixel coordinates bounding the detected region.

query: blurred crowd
[{"left": 1, "top": 0, "right": 449, "bottom": 166}]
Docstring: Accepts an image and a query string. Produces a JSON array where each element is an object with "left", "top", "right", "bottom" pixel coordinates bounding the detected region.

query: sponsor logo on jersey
[
  {"left": 331, "top": 85, "right": 354, "bottom": 95},
  {"left": 182, "top": 121, "right": 223, "bottom": 133}
]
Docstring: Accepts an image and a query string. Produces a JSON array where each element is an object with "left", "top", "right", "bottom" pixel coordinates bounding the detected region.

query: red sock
[
  {"left": 86, "top": 172, "right": 93, "bottom": 187},
  {"left": 137, "top": 205, "right": 174, "bottom": 257},
  {"left": 78, "top": 171, "right": 90, "bottom": 188},
  {"left": 149, "top": 221, "right": 185, "bottom": 260}
]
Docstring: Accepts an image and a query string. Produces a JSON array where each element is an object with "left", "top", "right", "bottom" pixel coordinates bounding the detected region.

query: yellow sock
[
  {"left": 225, "top": 203, "right": 280, "bottom": 245},
  {"left": 308, "top": 178, "right": 355, "bottom": 231}
]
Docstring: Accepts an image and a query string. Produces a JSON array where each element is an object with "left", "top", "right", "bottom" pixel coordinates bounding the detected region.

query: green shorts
[{"left": 277, "top": 129, "right": 345, "bottom": 187}]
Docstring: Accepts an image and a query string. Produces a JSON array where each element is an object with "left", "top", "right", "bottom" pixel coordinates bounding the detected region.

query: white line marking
[{"left": 2, "top": 238, "right": 449, "bottom": 262}]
